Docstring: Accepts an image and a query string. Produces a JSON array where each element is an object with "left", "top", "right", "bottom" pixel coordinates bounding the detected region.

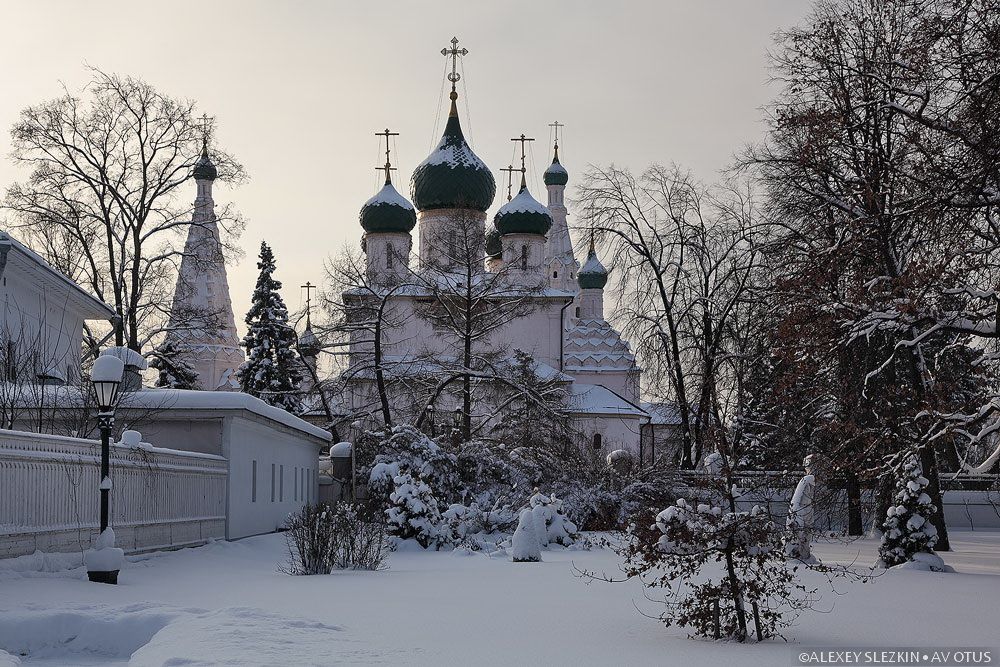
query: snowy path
[{"left": 1, "top": 532, "right": 998, "bottom": 665}]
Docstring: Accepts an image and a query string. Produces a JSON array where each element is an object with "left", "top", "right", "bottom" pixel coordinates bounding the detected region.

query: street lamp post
[{"left": 87, "top": 355, "right": 124, "bottom": 584}]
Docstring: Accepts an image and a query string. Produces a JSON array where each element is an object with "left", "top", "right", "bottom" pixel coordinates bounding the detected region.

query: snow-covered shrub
[
  {"left": 615, "top": 498, "right": 811, "bottom": 641},
  {"left": 365, "top": 426, "right": 460, "bottom": 505},
  {"left": 442, "top": 500, "right": 518, "bottom": 541},
  {"left": 556, "top": 463, "right": 679, "bottom": 531},
  {"left": 329, "top": 503, "right": 390, "bottom": 570},
  {"left": 511, "top": 508, "right": 542, "bottom": 562},
  {"left": 878, "top": 455, "right": 942, "bottom": 569},
  {"left": 528, "top": 490, "right": 578, "bottom": 547},
  {"left": 282, "top": 504, "right": 337, "bottom": 575},
  {"left": 386, "top": 473, "right": 445, "bottom": 549},
  {"left": 282, "top": 502, "right": 389, "bottom": 574}
]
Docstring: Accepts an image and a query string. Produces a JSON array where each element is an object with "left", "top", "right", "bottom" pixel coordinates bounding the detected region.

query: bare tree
[
  {"left": 408, "top": 209, "right": 547, "bottom": 442},
  {"left": 320, "top": 246, "right": 415, "bottom": 430},
  {"left": 576, "top": 165, "right": 766, "bottom": 469},
  {"left": 4, "top": 68, "right": 247, "bottom": 354},
  {"left": 738, "top": 0, "right": 1000, "bottom": 549}
]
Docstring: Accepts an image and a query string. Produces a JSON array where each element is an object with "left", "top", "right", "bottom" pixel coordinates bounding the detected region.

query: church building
[{"left": 342, "top": 39, "right": 649, "bottom": 456}]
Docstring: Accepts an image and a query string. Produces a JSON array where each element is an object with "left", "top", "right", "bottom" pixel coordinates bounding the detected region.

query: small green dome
[
  {"left": 410, "top": 105, "right": 495, "bottom": 213},
  {"left": 298, "top": 324, "right": 321, "bottom": 358},
  {"left": 485, "top": 223, "right": 502, "bottom": 258},
  {"left": 360, "top": 182, "right": 417, "bottom": 234},
  {"left": 494, "top": 187, "right": 552, "bottom": 236},
  {"left": 543, "top": 158, "right": 568, "bottom": 186},
  {"left": 192, "top": 144, "right": 218, "bottom": 181},
  {"left": 578, "top": 246, "right": 608, "bottom": 289}
]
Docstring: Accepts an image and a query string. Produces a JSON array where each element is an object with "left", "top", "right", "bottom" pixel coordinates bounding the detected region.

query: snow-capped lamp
[
  {"left": 362, "top": 129, "right": 417, "bottom": 283},
  {"left": 88, "top": 353, "right": 125, "bottom": 584},
  {"left": 91, "top": 354, "right": 125, "bottom": 412}
]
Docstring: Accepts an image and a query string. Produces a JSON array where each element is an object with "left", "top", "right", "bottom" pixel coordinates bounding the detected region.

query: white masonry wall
[
  {"left": 223, "top": 414, "right": 322, "bottom": 539},
  {"left": 0, "top": 428, "right": 227, "bottom": 558}
]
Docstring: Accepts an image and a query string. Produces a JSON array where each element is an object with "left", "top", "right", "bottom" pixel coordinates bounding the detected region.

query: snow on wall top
[{"left": 122, "top": 389, "right": 332, "bottom": 441}]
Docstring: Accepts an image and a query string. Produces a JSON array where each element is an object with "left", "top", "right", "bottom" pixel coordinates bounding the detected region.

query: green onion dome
[
  {"left": 360, "top": 182, "right": 417, "bottom": 234},
  {"left": 298, "top": 324, "right": 321, "bottom": 358},
  {"left": 192, "top": 142, "right": 218, "bottom": 181},
  {"left": 578, "top": 245, "right": 608, "bottom": 289},
  {"left": 410, "top": 100, "right": 495, "bottom": 213},
  {"left": 485, "top": 223, "right": 502, "bottom": 258},
  {"left": 494, "top": 186, "right": 552, "bottom": 236},
  {"left": 543, "top": 154, "right": 568, "bottom": 186}
]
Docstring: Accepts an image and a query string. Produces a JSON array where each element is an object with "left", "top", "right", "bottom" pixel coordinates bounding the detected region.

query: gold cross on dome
[
  {"left": 199, "top": 113, "right": 215, "bottom": 148},
  {"left": 441, "top": 37, "right": 468, "bottom": 91},
  {"left": 510, "top": 133, "right": 535, "bottom": 187},
  {"left": 301, "top": 281, "right": 317, "bottom": 327},
  {"left": 500, "top": 165, "right": 520, "bottom": 201},
  {"left": 548, "top": 120, "right": 564, "bottom": 149},
  {"left": 375, "top": 128, "right": 399, "bottom": 184}
]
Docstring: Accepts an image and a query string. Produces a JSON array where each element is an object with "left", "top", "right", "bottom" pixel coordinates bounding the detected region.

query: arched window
[
  {"left": 553, "top": 270, "right": 558, "bottom": 279},
  {"left": 575, "top": 307, "right": 580, "bottom": 318},
  {"left": 386, "top": 244, "right": 394, "bottom": 269},
  {"left": 592, "top": 433, "right": 603, "bottom": 451},
  {"left": 520, "top": 245, "right": 528, "bottom": 270}
]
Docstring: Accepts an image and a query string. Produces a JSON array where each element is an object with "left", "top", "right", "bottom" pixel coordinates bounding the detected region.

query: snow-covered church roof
[
  {"left": 563, "top": 319, "right": 637, "bottom": 373},
  {"left": 410, "top": 95, "right": 495, "bottom": 213},
  {"left": 360, "top": 181, "right": 417, "bottom": 234},
  {"left": 494, "top": 186, "right": 552, "bottom": 236}
]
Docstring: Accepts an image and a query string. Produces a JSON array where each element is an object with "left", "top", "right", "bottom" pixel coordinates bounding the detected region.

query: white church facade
[{"left": 341, "top": 44, "right": 651, "bottom": 457}]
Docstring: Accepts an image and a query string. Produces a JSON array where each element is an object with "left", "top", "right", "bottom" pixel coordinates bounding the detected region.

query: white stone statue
[{"left": 785, "top": 455, "right": 818, "bottom": 563}]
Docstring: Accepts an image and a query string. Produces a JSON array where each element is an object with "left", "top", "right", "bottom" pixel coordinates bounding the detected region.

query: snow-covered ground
[{"left": 1, "top": 532, "right": 998, "bottom": 666}]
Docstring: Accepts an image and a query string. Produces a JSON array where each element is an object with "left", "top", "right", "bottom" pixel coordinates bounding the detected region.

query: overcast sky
[{"left": 0, "top": 1, "right": 809, "bottom": 333}]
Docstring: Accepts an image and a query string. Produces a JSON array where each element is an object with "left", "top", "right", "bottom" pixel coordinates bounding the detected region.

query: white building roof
[
  {"left": 641, "top": 401, "right": 684, "bottom": 425},
  {"left": 567, "top": 383, "right": 648, "bottom": 418},
  {"left": 0, "top": 231, "right": 115, "bottom": 319},
  {"left": 122, "top": 389, "right": 332, "bottom": 441}
]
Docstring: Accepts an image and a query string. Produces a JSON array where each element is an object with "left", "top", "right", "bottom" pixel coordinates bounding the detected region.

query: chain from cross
[
  {"left": 441, "top": 36, "right": 468, "bottom": 90},
  {"left": 500, "top": 165, "right": 520, "bottom": 201},
  {"left": 548, "top": 121, "right": 564, "bottom": 149},
  {"left": 375, "top": 128, "right": 399, "bottom": 184},
  {"left": 199, "top": 113, "right": 216, "bottom": 148},
  {"left": 301, "top": 281, "right": 317, "bottom": 327}
]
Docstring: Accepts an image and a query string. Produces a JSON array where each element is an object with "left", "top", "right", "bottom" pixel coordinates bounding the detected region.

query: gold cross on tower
[
  {"left": 548, "top": 120, "right": 564, "bottom": 158},
  {"left": 199, "top": 113, "right": 216, "bottom": 150},
  {"left": 500, "top": 165, "right": 520, "bottom": 202},
  {"left": 510, "top": 133, "right": 535, "bottom": 189},
  {"left": 441, "top": 36, "right": 468, "bottom": 94},
  {"left": 301, "top": 281, "right": 317, "bottom": 328},
  {"left": 375, "top": 128, "right": 399, "bottom": 185}
]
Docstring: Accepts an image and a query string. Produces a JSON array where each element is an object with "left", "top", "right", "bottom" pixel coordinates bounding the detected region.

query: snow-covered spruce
[
  {"left": 236, "top": 241, "right": 302, "bottom": 412},
  {"left": 511, "top": 508, "right": 542, "bottom": 562},
  {"left": 878, "top": 455, "right": 946, "bottom": 571},
  {"left": 148, "top": 339, "right": 199, "bottom": 389},
  {"left": 386, "top": 473, "right": 444, "bottom": 549}
]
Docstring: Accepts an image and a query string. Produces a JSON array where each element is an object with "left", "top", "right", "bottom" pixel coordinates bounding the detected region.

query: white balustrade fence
[{"left": 0, "top": 428, "right": 227, "bottom": 558}]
